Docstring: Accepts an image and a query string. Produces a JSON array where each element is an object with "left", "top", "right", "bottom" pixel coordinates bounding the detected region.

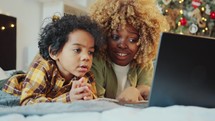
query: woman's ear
[{"left": 49, "top": 46, "right": 58, "bottom": 60}]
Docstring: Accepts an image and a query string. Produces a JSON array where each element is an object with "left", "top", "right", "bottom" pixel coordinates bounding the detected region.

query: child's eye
[
  {"left": 73, "top": 49, "right": 81, "bottom": 53},
  {"left": 88, "top": 51, "right": 94, "bottom": 55},
  {"left": 111, "top": 34, "right": 120, "bottom": 41},
  {"left": 89, "top": 49, "right": 95, "bottom": 55}
]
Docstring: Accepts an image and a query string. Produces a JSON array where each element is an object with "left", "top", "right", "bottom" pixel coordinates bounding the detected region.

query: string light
[
  {"left": 165, "top": 9, "right": 168, "bottom": 13},
  {"left": 180, "top": 10, "right": 183, "bottom": 14},
  {"left": 179, "top": 0, "right": 184, "bottom": 4},
  {"left": 157, "top": 0, "right": 215, "bottom": 36},
  {"left": 179, "top": 31, "right": 183, "bottom": 34},
  {"left": 201, "top": 7, "right": 205, "bottom": 12},
  {"left": 178, "top": 22, "right": 181, "bottom": 26},
  {"left": 0, "top": 23, "right": 15, "bottom": 31},
  {"left": 10, "top": 24, "right": 15, "bottom": 28},
  {"left": 202, "top": 29, "right": 205, "bottom": 33},
  {"left": 202, "top": 17, "right": 207, "bottom": 22},
  {"left": 1, "top": 26, "right": 5, "bottom": 30}
]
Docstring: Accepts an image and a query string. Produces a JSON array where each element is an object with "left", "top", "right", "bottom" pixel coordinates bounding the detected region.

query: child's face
[
  {"left": 107, "top": 24, "right": 139, "bottom": 66},
  {"left": 53, "top": 30, "right": 95, "bottom": 79}
]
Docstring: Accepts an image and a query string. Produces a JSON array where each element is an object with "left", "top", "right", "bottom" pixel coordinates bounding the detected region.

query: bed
[
  {"left": 0, "top": 98, "right": 215, "bottom": 121},
  {"left": 0, "top": 68, "right": 215, "bottom": 121}
]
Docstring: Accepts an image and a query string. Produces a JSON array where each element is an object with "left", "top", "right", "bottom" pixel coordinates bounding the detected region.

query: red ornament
[
  {"left": 210, "top": 11, "right": 215, "bottom": 19},
  {"left": 180, "top": 18, "right": 187, "bottom": 26},
  {"left": 192, "top": 0, "right": 201, "bottom": 9}
]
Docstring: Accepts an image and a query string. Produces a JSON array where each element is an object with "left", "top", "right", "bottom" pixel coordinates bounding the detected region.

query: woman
[{"left": 89, "top": 0, "right": 169, "bottom": 103}]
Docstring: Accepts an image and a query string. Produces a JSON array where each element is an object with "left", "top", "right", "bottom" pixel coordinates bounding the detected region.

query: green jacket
[{"left": 91, "top": 56, "right": 154, "bottom": 99}]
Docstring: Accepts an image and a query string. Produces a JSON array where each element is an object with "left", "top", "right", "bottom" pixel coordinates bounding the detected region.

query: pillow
[{"left": 0, "top": 67, "right": 8, "bottom": 80}]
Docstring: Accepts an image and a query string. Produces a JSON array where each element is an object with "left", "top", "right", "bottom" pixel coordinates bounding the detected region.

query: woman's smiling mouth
[{"left": 117, "top": 53, "right": 128, "bottom": 57}]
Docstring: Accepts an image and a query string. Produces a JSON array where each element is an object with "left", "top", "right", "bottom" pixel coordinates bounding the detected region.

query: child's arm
[
  {"left": 20, "top": 76, "right": 95, "bottom": 105},
  {"left": 20, "top": 63, "right": 83, "bottom": 105},
  {"left": 20, "top": 66, "right": 66, "bottom": 105}
]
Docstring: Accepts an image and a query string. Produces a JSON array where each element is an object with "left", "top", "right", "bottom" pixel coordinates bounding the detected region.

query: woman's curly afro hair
[{"left": 89, "top": 0, "right": 169, "bottom": 68}]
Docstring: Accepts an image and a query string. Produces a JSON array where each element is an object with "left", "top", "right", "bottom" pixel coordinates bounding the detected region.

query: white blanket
[
  {"left": 0, "top": 67, "right": 8, "bottom": 80},
  {"left": 1, "top": 69, "right": 215, "bottom": 121},
  {"left": 0, "top": 105, "right": 214, "bottom": 121}
]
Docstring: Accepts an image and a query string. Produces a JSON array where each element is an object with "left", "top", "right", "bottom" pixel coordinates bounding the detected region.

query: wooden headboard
[{"left": 0, "top": 14, "right": 16, "bottom": 70}]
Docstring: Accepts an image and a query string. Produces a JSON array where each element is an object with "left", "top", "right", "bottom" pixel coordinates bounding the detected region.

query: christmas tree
[{"left": 157, "top": 0, "right": 215, "bottom": 37}]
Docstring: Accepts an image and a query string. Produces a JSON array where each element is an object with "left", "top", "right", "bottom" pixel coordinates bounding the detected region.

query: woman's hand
[
  {"left": 117, "top": 87, "right": 143, "bottom": 104},
  {"left": 69, "top": 77, "right": 93, "bottom": 101},
  {"left": 137, "top": 85, "right": 150, "bottom": 100}
]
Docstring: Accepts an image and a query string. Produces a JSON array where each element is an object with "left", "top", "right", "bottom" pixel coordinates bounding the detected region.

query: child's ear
[{"left": 49, "top": 46, "right": 58, "bottom": 60}]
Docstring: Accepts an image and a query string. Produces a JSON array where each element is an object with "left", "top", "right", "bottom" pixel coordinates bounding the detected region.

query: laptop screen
[{"left": 148, "top": 32, "right": 215, "bottom": 108}]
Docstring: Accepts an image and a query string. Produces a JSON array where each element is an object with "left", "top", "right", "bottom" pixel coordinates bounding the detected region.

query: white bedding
[
  {"left": 1, "top": 69, "right": 215, "bottom": 121},
  {"left": 0, "top": 105, "right": 214, "bottom": 121},
  {"left": 0, "top": 67, "right": 8, "bottom": 80}
]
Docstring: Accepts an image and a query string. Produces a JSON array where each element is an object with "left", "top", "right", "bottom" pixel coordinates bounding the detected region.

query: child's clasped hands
[{"left": 69, "top": 77, "right": 95, "bottom": 101}]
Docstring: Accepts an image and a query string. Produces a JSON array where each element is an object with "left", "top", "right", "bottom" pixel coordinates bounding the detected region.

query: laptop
[{"left": 148, "top": 32, "right": 215, "bottom": 108}]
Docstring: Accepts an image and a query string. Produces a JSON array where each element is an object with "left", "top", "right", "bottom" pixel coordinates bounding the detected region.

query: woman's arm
[{"left": 91, "top": 56, "right": 106, "bottom": 98}]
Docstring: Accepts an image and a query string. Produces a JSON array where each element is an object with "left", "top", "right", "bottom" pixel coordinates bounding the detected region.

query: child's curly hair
[
  {"left": 89, "top": 0, "right": 169, "bottom": 68},
  {"left": 38, "top": 14, "right": 103, "bottom": 60}
]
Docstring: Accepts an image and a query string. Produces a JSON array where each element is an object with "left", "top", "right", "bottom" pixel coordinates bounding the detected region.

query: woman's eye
[
  {"left": 111, "top": 34, "right": 120, "bottom": 41},
  {"left": 128, "top": 38, "right": 139, "bottom": 43},
  {"left": 73, "top": 49, "right": 81, "bottom": 53}
]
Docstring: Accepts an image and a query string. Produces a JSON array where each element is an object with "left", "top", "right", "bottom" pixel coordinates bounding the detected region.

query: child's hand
[
  {"left": 82, "top": 84, "right": 94, "bottom": 100},
  {"left": 79, "top": 77, "right": 94, "bottom": 100},
  {"left": 116, "top": 87, "right": 143, "bottom": 104},
  {"left": 69, "top": 77, "right": 93, "bottom": 101}
]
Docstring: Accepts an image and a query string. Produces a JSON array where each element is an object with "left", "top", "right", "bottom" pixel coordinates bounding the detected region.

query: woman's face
[{"left": 107, "top": 24, "right": 139, "bottom": 66}]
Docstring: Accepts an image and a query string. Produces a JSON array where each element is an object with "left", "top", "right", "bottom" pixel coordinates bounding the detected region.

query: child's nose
[{"left": 81, "top": 53, "right": 90, "bottom": 61}]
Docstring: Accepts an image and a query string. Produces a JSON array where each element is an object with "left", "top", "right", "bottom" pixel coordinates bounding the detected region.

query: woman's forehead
[{"left": 115, "top": 24, "right": 138, "bottom": 33}]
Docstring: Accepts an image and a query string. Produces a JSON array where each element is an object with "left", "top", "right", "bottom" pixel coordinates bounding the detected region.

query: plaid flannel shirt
[{"left": 3, "top": 58, "right": 96, "bottom": 105}]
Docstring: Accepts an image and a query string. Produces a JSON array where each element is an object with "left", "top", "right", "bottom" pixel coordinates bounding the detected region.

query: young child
[
  {"left": 89, "top": 0, "right": 169, "bottom": 103},
  {"left": 2, "top": 14, "right": 103, "bottom": 105}
]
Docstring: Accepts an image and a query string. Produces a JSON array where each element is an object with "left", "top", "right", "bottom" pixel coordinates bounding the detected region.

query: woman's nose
[{"left": 117, "top": 39, "right": 128, "bottom": 49}]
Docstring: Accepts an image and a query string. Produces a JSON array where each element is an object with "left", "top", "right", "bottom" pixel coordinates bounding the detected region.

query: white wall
[
  {"left": 41, "top": 1, "right": 64, "bottom": 27},
  {"left": 0, "top": 0, "right": 95, "bottom": 71},
  {"left": 0, "top": 0, "right": 42, "bottom": 70}
]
